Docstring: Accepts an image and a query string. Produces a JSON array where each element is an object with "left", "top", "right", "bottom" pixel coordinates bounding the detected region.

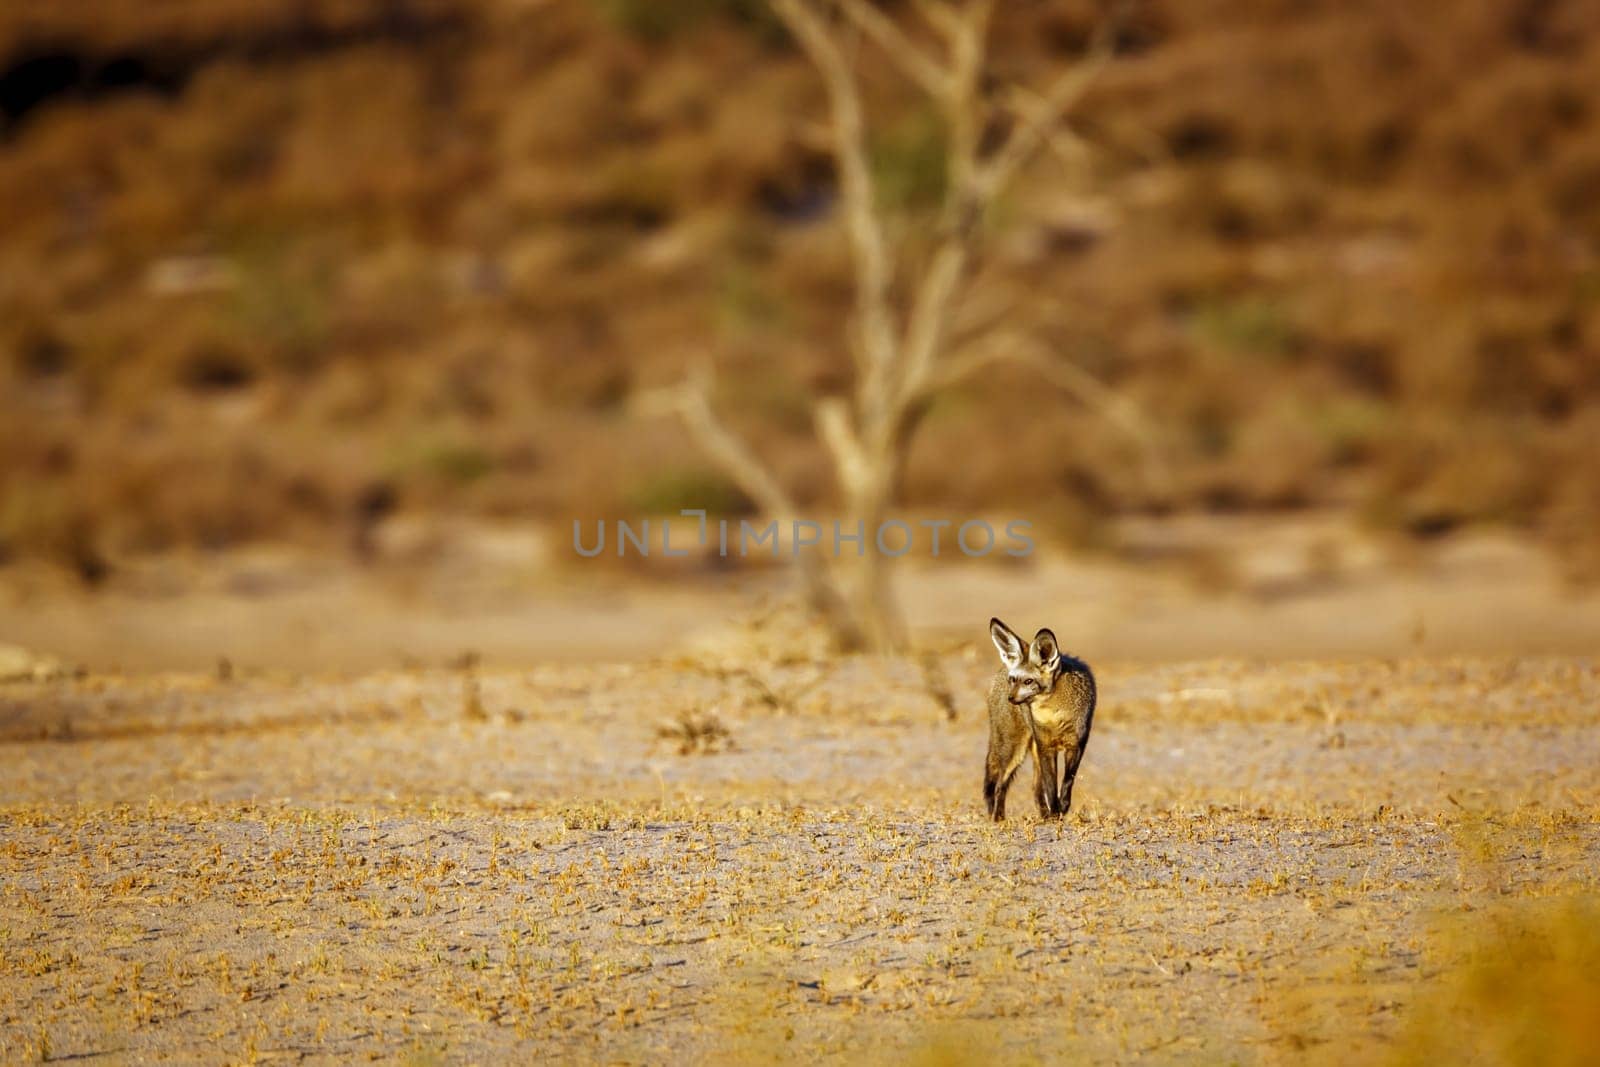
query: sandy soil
[
  {"left": 2, "top": 652, "right": 1597, "bottom": 1063},
  {"left": 4, "top": 515, "right": 1600, "bottom": 674}
]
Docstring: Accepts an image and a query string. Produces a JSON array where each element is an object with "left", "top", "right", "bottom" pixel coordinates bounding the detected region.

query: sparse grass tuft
[
  {"left": 656, "top": 706, "right": 736, "bottom": 755},
  {"left": 558, "top": 801, "right": 620, "bottom": 831}
]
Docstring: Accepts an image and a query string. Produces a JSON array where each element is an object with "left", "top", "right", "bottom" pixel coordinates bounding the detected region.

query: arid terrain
[
  {"left": 5, "top": 1, "right": 1600, "bottom": 1060},
  {"left": 7, "top": 512, "right": 1600, "bottom": 674},
  {"left": 3, "top": 624, "right": 1597, "bottom": 1062}
]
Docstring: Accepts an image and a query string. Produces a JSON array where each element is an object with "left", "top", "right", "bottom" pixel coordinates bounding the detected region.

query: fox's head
[{"left": 989, "top": 617, "right": 1063, "bottom": 705}]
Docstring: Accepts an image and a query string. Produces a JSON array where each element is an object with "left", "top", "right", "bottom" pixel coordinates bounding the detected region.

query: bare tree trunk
[{"left": 845, "top": 475, "right": 904, "bottom": 652}]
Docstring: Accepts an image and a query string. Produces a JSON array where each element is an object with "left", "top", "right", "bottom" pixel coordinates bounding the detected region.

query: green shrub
[
  {"left": 1191, "top": 295, "right": 1300, "bottom": 360},
  {"left": 872, "top": 110, "right": 948, "bottom": 214},
  {"left": 624, "top": 467, "right": 753, "bottom": 516},
  {"left": 391, "top": 436, "right": 494, "bottom": 486}
]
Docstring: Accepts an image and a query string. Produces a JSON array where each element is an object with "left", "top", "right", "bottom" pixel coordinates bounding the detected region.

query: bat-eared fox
[{"left": 984, "top": 617, "right": 1096, "bottom": 822}]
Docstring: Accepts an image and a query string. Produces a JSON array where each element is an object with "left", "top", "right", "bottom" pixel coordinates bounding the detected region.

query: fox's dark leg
[
  {"left": 1032, "top": 755, "right": 1050, "bottom": 818},
  {"left": 1046, "top": 749, "right": 1065, "bottom": 816},
  {"left": 983, "top": 734, "right": 1006, "bottom": 819},
  {"left": 1058, "top": 747, "right": 1084, "bottom": 816},
  {"left": 1033, "top": 744, "right": 1062, "bottom": 819},
  {"left": 992, "top": 761, "right": 1020, "bottom": 821},
  {"left": 986, "top": 733, "right": 1026, "bottom": 822},
  {"left": 993, "top": 741, "right": 1025, "bottom": 822}
]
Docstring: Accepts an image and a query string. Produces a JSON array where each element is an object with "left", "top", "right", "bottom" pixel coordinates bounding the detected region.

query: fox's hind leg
[
  {"left": 984, "top": 733, "right": 1029, "bottom": 822},
  {"left": 983, "top": 740, "right": 1004, "bottom": 819},
  {"left": 986, "top": 755, "right": 1021, "bottom": 822}
]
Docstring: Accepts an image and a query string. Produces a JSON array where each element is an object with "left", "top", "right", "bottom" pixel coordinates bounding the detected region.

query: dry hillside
[{"left": 2, "top": 0, "right": 1598, "bottom": 579}]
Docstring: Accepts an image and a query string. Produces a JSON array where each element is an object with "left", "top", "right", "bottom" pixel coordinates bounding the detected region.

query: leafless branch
[
  {"left": 893, "top": 0, "right": 992, "bottom": 435},
  {"left": 947, "top": 332, "right": 1140, "bottom": 429},
  {"left": 636, "top": 362, "right": 867, "bottom": 648},
  {"left": 976, "top": 15, "right": 1116, "bottom": 200},
  {"left": 929, "top": 331, "right": 1174, "bottom": 493},
  {"left": 1005, "top": 84, "right": 1096, "bottom": 173},
  {"left": 634, "top": 363, "right": 799, "bottom": 521},
  {"left": 910, "top": 0, "right": 962, "bottom": 40},
  {"left": 914, "top": 337, "right": 1017, "bottom": 398},
  {"left": 770, "top": 0, "right": 900, "bottom": 421},
  {"left": 814, "top": 395, "right": 871, "bottom": 500},
  {"left": 940, "top": 0, "right": 993, "bottom": 204},
  {"left": 898, "top": 241, "right": 971, "bottom": 407},
  {"left": 834, "top": 0, "right": 951, "bottom": 99}
]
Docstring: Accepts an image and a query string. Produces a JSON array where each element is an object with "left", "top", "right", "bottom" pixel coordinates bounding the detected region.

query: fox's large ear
[
  {"left": 1032, "top": 628, "right": 1061, "bottom": 671},
  {"left": 989, "top": 618, "right": 1024, "bottom": 669}
]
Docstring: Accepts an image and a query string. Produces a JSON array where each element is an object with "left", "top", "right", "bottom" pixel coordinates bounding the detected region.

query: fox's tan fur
[{"left": 983, "top": 617, "right": 1096, "bottom": 822}]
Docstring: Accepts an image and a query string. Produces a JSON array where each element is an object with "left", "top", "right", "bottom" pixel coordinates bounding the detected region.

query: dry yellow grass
[{"left": 0, "top": 654, "right": 1597, "bottom": 1062}]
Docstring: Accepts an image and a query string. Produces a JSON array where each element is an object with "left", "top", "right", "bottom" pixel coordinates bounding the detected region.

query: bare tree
[{"left": 643, "top": 0, "right": 1127, "bottom": 653}]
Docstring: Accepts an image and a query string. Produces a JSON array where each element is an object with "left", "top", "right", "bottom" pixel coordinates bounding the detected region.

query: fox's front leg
[
  {"left": 1037, "top": 747, "right": 1064, "bottom": 818},
  {"left": 1057, "top": 745, "right": 1084, "bottom": 816},
  {"left": 1030, "top": 741, "right": 1059, "bottom": 819}
]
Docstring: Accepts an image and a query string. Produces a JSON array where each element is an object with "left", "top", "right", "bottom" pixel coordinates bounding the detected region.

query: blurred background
[{"left": 2, "top": 0, "right": 1599, "bottom": 668}]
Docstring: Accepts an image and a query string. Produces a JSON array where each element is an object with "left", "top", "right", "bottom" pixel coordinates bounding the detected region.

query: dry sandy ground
[
  {"left": 5, "top": 515, "right": 1600, "bottom": 674},
  {"left": 2, "top": 652, "right": 1598, "bottom": 1063}
]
